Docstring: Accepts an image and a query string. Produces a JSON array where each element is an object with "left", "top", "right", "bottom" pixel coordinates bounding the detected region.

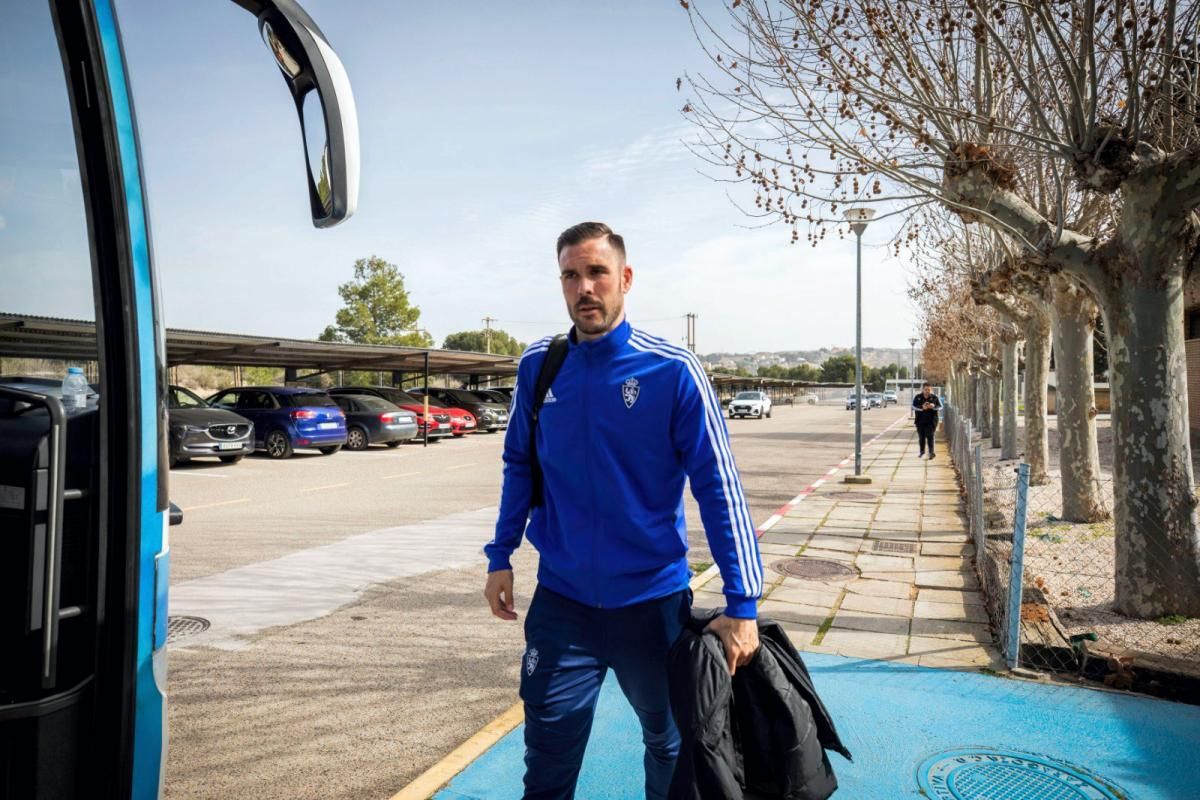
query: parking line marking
[
  {"left": 382, "top": 472, "right": 420, "bottom": 479},
  {"left": 181, "top": 498, "right": 250, "bottom": 512},
  {"left": 444, "top": 463, "right": 478, "bottom": 471},
  {"left": 300, "top": 482, "right": 350, "bottom": 493}
]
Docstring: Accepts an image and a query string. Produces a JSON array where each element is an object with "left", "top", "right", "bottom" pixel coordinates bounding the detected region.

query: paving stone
[
  {"left": 913, "top": 600, "right": 990, "bottom": 624},
  {"left": 867, "top": 528, "right": 921, "bottom": 541},
  {"left": 758, "top": 542, "right": 802, "bottom": 557},
  {"left": 820, "top": 628, "right": 909, "bottom": 659},
  {"left": 910, "top": 617, "right": 993, "bottom": 643},
  {"left": 920, "top": 542, "right": 975, "bottom": 557},
  {"left": 916, "top": 555, "right": 970, "bottom": 571},
  {"left": 800, "top": 548, "right": 857, "bottom": 564},
  {"left": 759, "top": 531, "right": 809, "bottom": 546},
  {"left": 855, "top": 553, "right": 914, "bottom": 571},
  {"left": 858, "top": 569, "right": 916, "bottom": 584},
  {"left": 845, "top": 579, "right": 914, "bottom": 600},
  {"left": 778, "top": 624, "right": 820, "bottom": 648},
  {"left": 916, "top": 570, "right": 979, "bottom": 590},
  {"left": 839, "top": 592, "right": 914, "bottom": 617},
  {"left": 808, "top": 535, "right": 863, "bottom": 553},
  {"left": 812, "top": 527, "right": 864, "bottom": 539},
  {"left": 917, "top": 588, "right": 985, "bottom": 606},
  {"left": 829, "top": 610, "right": 910, "bottom": 636},
  {"left": 766, "top": 583, "right": 841, "bottom": 608},
  {"left": 919, "top": 532, "right": 971, "bottom": 544},
  {"left": 757, "top": 600, "right": 830, "bottom": 627}
]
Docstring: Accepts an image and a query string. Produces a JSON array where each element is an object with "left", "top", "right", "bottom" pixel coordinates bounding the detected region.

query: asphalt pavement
[{"left": 164, "top": 402, "right": 909, "bottom": 799}]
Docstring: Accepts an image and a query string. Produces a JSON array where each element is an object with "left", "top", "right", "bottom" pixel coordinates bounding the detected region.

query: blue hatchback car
[{"left": 206, "top": 386, "right": 347, "bottom": 458}]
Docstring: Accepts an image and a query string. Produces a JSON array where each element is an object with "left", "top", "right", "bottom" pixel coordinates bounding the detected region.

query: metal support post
[
  {"left": 1005, "top": 463, "right": 1031, "bottom": 669},
  {"left": 854, "top": 228, "right": 863, "bottom": 476},
  {"left": 973, "top": 444, "right": 984, "bottom": 555},
  {"left": 423, "top": 352, "right": 430, "bottom": 448}
]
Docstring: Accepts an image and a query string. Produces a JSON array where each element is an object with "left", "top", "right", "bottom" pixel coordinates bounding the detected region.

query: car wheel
[
  {"left": 766, "top": 409, "right": 772, "bottom": 418},
  {"left": 218, "top": 455, "right": 243, "bottom": 464},
  {"left": 169, "top": 454, "right": 179, "bottom": 469},
  {"left": 265, "top": 430, "right": 293, "bottom": 459},
  {"left": 346, "top": 427, "right": 369, "bottom": 451},
  {"left": 319, "top": 445, "right": 342, "bottom": 455},
  {"left": 385, "top": 441, "right": 402, "bottom": 448}
]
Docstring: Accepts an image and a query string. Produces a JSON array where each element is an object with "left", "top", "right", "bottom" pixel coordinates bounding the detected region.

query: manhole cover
[
  {"left": 827, "top": 491, "right": 877, "bottom": 502},
  {"left": 917, "top": 748, "right": 1127, "bottom": 800},
  {"left": 770, "top": 558, "right": 858, "bottom": 581},
  {"left": 167, "top": 615, "right": 210, "bottom": 643},
  {"left": 872, "top": 540, "right": 916, "bottom": 554}
]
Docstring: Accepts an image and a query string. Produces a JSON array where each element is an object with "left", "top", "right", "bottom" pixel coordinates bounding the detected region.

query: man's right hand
[{"left": 484, "top": 569, "right": 518, "bottom": 620}]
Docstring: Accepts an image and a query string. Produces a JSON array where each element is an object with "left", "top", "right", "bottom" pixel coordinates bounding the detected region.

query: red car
[
  {"left": 411, "top": 389, "right": 477, "bottom": 437},
  {"left": 329, "top": 386, "right": 453, "bottom": 440}
]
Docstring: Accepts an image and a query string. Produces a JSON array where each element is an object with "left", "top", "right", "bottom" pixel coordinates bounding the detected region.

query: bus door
[{"left": 0, "top": 1, "right": 358, "bottom": 798}]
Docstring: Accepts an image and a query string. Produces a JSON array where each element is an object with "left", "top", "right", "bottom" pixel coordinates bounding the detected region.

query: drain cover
[
  {"left": 872, "top": 540, "right": 916, "bottom": 554},
  {"left": 827, "top": 491, "right": 877, "bottom": 502},
  {"left": 167, "top": 615, "right": 210, "bottom": 643},
  {"left": 917, "top": 748, "right": 1126, "bottom": 800},
  {"left": 770, "top": 558, "right": 857, "bottom": 581}
]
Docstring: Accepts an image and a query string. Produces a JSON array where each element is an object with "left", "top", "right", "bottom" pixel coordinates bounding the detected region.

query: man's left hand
[{"left": 705, "top": 614, "right": 760, "bottom": 675}]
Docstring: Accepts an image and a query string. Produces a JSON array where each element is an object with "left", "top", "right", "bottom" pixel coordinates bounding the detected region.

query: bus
[{"left": 0, "top": 1, "right": 358, "bottom": 797}]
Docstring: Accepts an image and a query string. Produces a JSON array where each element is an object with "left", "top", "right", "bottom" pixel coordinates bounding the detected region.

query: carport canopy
[{"left": 0, "top": 312, "right": 518, "bottom": 379}]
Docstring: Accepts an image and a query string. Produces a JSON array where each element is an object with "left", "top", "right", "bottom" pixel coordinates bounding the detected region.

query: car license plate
[
  {"left": 465, "top": 422, "right": 475, "bottom": 428},
  {"left": 318, "top": 422, "right": 338, "bottom": 430},
  {"left": 217, "top": 442, "right": 242, "bottom": 450}
]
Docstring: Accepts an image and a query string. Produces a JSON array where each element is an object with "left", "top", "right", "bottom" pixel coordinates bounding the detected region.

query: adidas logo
[{"left": 544, "top": 387, "right": 557, "bottom": 404}]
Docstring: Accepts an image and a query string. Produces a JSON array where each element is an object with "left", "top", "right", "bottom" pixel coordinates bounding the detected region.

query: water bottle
[{"left": 62, "top": 367, "right": 88, "bottom": 411}]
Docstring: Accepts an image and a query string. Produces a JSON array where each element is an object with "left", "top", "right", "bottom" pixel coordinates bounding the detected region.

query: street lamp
[
  {"left": 844, "top": 206, "right": 875, "bottom": 482},
  {"left": 909, "top": 336, "right": 918, "bottom": 418}
]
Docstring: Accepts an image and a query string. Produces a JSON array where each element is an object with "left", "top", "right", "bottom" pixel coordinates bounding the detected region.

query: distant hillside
[{"left": 701, "top": 347, "right": 921, "bottom": 373}]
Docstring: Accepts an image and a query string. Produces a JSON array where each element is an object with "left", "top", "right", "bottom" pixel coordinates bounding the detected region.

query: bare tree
[{"left": 683, "top": 0, "right": 1200, "bottom": 616}]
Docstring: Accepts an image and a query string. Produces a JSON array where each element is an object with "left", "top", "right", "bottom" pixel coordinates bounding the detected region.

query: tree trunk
[
  {"left": 1050, "top": 277, "right": 1107, "bottom": 522},
  {"left": 1001, "top": 337, "right": 1018, "bottom": 459},
  {"left": 974, "top": 373, "right": 988, "bottom": 433},
  {"left": 1022, "top": 309, "right": 1051, "bottom": 485},
  {"left": 991, "top": 373, "right": 1001, "bottom": 450},
  {"left": 1102, "top": 265, "right": 1200, "bottom": 617},
  {"left": 979, "top": 374, "right": 992, "bottom": 439}
]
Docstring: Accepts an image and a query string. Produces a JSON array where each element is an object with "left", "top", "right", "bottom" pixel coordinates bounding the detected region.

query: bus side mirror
[
  {"left": 169, "top": 501, "right": 184, "bottom": 527},
  {"left": 233, "top": 0, "right": 359, "bottom": 228}
]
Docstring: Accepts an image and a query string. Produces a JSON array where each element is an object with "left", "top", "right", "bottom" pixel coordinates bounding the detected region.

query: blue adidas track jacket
[{"left": 486, "top": 320, "right": 764, "bottom": 618}]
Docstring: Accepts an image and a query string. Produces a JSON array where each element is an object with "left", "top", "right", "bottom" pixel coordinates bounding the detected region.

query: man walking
[
  {"left": 484, "top": 222, "right": 763, "bottom": 799},
  {"left": 913, "top": 382, "right": 941, "bottom": 459}
]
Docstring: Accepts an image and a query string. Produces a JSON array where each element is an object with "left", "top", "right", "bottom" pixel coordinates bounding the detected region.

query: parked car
[
  {"left": 728, "top": 391, "right": 772, "bottom": 419},
  {"left": 331, "top": 394, "right": 418, "bottom": 450},
  {"left": 328, "top": 386, "right": 453, "bottom": 440},
  {"left": 474, "top": 388, "right": 512, "bottom": 405},
  {"left": 408, "top": 389, "right": 479, "bottom": 436},
  {"left": 489, "top": 387, "right": 515, "bottom": 402},
  {"left": 167, "top": 385, "right": 254, "bottom": 467},
  {"left": 884, "top": 391, "right": 898, "bottom": 406},
  {"left": 867, "top": 393, "right": 884, "bottom": 408},
  {"left": 206, "top": 386, "right": 346, "bottom": 458},
  {"left": 846, "top": 394, "right": 868, "bottom": 410},
  {"left": 417, "top": 387, "right": 509, "bottom": 432}
]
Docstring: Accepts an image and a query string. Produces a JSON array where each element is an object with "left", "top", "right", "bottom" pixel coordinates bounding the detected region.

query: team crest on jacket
[
  {"left": 622, "top": 377, "right": 640, "bottom": 408},
  {"left": 525, "top": 647, "right": 539, "bottom": 676}
]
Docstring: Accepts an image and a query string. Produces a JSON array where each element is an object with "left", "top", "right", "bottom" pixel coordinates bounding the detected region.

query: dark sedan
[
  {"left": 331, "top": 393, "right": 419, "bottom": 450},
  {"left": 168, "top": 385, "right": 254, "bottom": 467},
  {"left": 415, "top": 387, "right": 509, "bottom": 432}
]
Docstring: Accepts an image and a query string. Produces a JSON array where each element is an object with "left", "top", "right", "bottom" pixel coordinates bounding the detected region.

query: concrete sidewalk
[{"left": 694, "top": 424, "right": 1000, "bottom": 669}]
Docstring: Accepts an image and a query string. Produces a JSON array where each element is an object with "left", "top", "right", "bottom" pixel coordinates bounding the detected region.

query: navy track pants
[{"left": 519, "top": 585, "right": 690, "bottom": 800}]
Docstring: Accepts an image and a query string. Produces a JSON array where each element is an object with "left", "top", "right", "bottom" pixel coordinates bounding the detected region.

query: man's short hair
[
  {"left": 556, "top": 221, "right": 626, "bottom": 261},
  {"left": 922, "top": 382, "right": 932, "bottom": 388}
]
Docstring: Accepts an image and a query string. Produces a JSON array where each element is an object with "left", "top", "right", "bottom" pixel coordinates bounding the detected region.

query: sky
[{"left": 96, "top": 1, "right": 920, "bottom": 354}]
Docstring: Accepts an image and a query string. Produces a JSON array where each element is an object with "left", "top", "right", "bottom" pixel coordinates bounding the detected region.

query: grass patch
[
  {"left": 1157, "top": 614, "right": 1190, "bottom": 625},
  {"left": 810, "top": 611, "right": 838, "bottom": 646},
  {"left": 690, "top": 561, "right": 713, "bottom": 576}
]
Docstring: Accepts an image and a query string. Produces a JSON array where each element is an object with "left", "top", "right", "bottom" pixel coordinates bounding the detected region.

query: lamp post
[
  {"left": 844, "top": 207, "right": 875, "bottom": 482},
  {"left": 908, "top": 336, "right": 918, "bottom": 418}
]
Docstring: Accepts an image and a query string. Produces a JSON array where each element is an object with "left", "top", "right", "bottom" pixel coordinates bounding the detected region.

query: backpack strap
[{"left": 529, "top": 334, "right": 569, "bottom": 508}]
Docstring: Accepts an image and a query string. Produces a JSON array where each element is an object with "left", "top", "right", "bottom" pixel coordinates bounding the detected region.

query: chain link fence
[{"left": 945, "top": 401, "right": 1198, "bottom": 698}]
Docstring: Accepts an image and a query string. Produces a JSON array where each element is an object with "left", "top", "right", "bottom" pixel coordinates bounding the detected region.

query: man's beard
[{"left": 570, "top": 299, "right": 621, "bottom": 335}]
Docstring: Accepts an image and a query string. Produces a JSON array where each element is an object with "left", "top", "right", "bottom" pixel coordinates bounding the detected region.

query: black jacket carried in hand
[{"left": 667, "top": 608, "right": 852, "bottom": 800}]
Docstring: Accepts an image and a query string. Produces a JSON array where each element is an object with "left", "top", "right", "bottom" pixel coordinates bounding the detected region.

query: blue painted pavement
[{"left": 434, "top": 653, "right": 1200, "bottom": 799}]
